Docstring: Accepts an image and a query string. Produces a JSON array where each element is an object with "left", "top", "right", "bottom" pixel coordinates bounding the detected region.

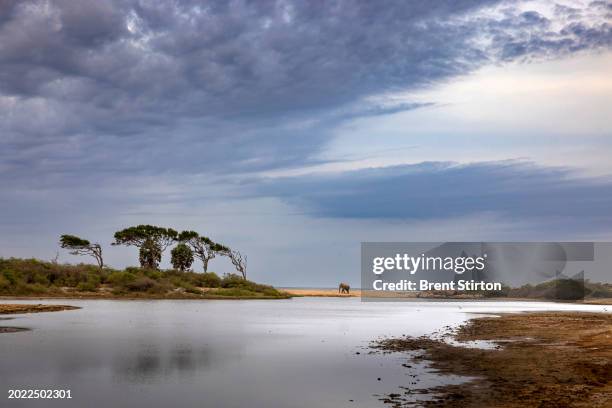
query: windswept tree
[
  {"left": 229, "top": 249, "right": 247, "bottom": 280},
  {"left": 59, "top": 234, "right": 104, "bottom": 268},
  {"left": 112, "top": 225, "right": 178, "bottom": 269},
  {"left": 178, "top": 231, "right": 230, "bottom": 272},
  {"left": 171, "top": 243, "right": 194, "bottom": 271}
]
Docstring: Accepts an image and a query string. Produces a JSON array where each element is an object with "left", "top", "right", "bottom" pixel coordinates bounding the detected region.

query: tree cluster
[{"left": 58, "top": 225, "right": 247, "bottom": 278}]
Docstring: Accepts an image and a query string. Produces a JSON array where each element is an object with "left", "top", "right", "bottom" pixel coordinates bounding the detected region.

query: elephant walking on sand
[{"left": 338, "top": 283, "right": 350, "bottom": 294}]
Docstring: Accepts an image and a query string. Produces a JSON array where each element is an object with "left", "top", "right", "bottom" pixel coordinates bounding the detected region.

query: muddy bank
[
  {"left": 373, "top": 312, "right": 612, "bottom": 407},
  {"left": 0, "top": 327, "right": 29, "bottom": 333},
  {"left": 0, "top": 304, "right": 80, "bottom": 315}
]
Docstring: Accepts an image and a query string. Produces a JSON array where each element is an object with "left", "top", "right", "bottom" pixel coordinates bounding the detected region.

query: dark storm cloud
[
  {"left": 255, "top": 161, "right": 612, "bottom": 224},
  {"left": 1, "top": 0, "right": 611, "bottom": 185}
]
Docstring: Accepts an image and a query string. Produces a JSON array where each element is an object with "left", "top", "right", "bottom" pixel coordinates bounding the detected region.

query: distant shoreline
[
  {"left": 280, "top": 288, "right": 612, "bottom": 304},
  {"left": 281, "top": 288, "right": 360, "bottom": 297}
]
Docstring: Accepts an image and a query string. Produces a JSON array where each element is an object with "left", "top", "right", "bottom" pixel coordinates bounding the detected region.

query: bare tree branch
[{"left": 229, "top": 250, "right": 247, "bottom": 280}]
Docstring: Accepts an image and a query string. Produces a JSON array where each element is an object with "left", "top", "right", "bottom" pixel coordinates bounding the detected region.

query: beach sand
[{"left": 281, "top": 288, "right": 361, "bottom": 297}]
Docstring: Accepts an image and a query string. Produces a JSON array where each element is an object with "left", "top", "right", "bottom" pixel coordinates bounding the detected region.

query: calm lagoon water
[{"left": 0, "top": 298, "right": 608, "bottom": 408}]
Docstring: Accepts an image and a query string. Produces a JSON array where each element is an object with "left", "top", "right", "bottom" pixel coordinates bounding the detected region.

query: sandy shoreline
[
  {"left": 373, "top": 311, "right": 612, "bottom": 407},
  {"left": 281, "top": 288, "right": 361, "bottom": 297}
]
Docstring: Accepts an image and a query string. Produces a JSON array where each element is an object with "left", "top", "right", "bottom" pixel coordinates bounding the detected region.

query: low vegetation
[
  {"left": 0, "top": 258, "right": 288, "bottom": 299},
  {"left": 488, "top": 279, "right": 612, "bottom": 300}
]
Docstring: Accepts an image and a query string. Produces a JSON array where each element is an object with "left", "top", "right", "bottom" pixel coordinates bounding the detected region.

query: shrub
[
  {"left": 126, "top": 277, "right": 158, "bottom": 292},
  {"left": 77, "top": 275, "right": 101, "bottom": 292},
  {"left": 2, "top": 269, "right": 16, "bottom": 285},
  {"left": 142, "top": 269, "right": 163, "bottom": 280},
  {"left": 106, "top": 271, "right": 136, "bottom": 286},
  {"left": 77, "top": 280, "right": 98, "bottom": 292},
  {"left": 590, "top": 287, "right": 612, "bottom": 298},
  {"left": 147, "top": 281, "right": 171, "bottom": 294},
  {"left": 182, "top": 283, "right": 201, "bottom": 294},
  {"left": 0, "top": 274, "right": 11, "bottom": 292},
  {"left": 199, "top": 272, "right": 221, "bottom": 288},
  {"left": 214, "top": 287, "right": 258, "bottom": 297},
  {"left": 545, "top": 279, "right": 590, "bottom": 300},
  {"left": 220, "top": 273, "right": 246, "bottom": 288},
  {"left": 17, "top": 283, "right": 48, "bottom": 295}
]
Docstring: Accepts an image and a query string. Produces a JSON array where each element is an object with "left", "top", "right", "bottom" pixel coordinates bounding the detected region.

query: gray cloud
[
  {"left": 1, "top": 0, "right": 610, "bottom": 186},
  {"left": 254, "top": 161, "right": 612, "bottom": 227}
]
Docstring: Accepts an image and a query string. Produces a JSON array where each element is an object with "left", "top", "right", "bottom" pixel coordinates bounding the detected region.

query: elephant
[{"left": 338, "top": 282, "right": 350, "bottom": 294}]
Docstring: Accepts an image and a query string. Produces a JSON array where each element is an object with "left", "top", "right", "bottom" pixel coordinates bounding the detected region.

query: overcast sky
[{"left": 1, "top": 0, "right": 611, "bottom": 286}]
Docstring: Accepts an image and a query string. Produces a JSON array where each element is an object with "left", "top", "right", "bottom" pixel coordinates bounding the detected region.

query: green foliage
[
  {"left": 76, "top": 275, "right": 100, "bottom": 292},
  {"left": 2, "top": 269, "right": 16, "bottom": 285},
  {"left": 198, "top": 272, "right": 221, "bottom": 288},
  {"left": 507, "top": 278, "right": 594, "bottom": 300},
  {"left": 0, "top": 258, "right": 285, "bottom": 299},
  {"left": 0, "top": 274, "right": 11, "bottom": 291},
  {"left": 177, "top": 230, "right": 200, "bottom": 242},
  {"left": 181, "top": 283, "right": 202, "bottom": 294},
  {"left": 106, "top": 271, "right": 136, "bottom": 286},
  {"left": 171, "top": 243, "right": 194, "bottom": 271},
  {"left": 142, "top": 268, "right": 163, "bottom": 280},
  {"left": 211, "top": 242, "right": 230, "bottom": 253},
  {"left": 584, "top": 281, "right": 612, "bottom": 298},
  {"left": 221, "top": 273, "right": 248, "bottom": 288},
  {"left": 113, "top": 225, "right": 177, "bottom": 268},
  {"left": 0, "top": 258, "right": 104, "bottom": 294},
  {"left": 113, "top": 225, "right": 178, "bottom": 247},
  {"left": 219, "top": 273, "right": 279, "bottom": 295},
  {"left": 60, "top": 234, "right": 91, "bottom": 247},
  {"left": 547, "top": 279, "right": 589, "bottom": 300}
]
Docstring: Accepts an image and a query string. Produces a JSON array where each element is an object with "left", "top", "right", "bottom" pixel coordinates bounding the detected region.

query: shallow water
[{"left": 0, "top": 298, "right": 608, "bottom": 408}]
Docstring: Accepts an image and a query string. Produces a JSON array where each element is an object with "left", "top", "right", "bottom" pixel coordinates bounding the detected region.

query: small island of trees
[{"left": 0, "top": 225, "right": 283, "bottom": 299}]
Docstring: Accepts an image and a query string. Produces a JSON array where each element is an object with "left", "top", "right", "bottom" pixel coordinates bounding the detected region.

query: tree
[
  {"left": 178, "top": 230, "right": 230, "bottom": 272},
  {"left": 139, "top": 239, "right": 162, "bottom": 269},
  {"left": 59, "top": 234, "right": 104, "bottom": 268},
  {"left": 171, "top": 243, "right": 194, "bottom": 271},
  {"left": 229, "top": 249, "right": 247, "bottom": 280},
  {"left": 112, "top": 225, "right": 178, "bottom": 269}
]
